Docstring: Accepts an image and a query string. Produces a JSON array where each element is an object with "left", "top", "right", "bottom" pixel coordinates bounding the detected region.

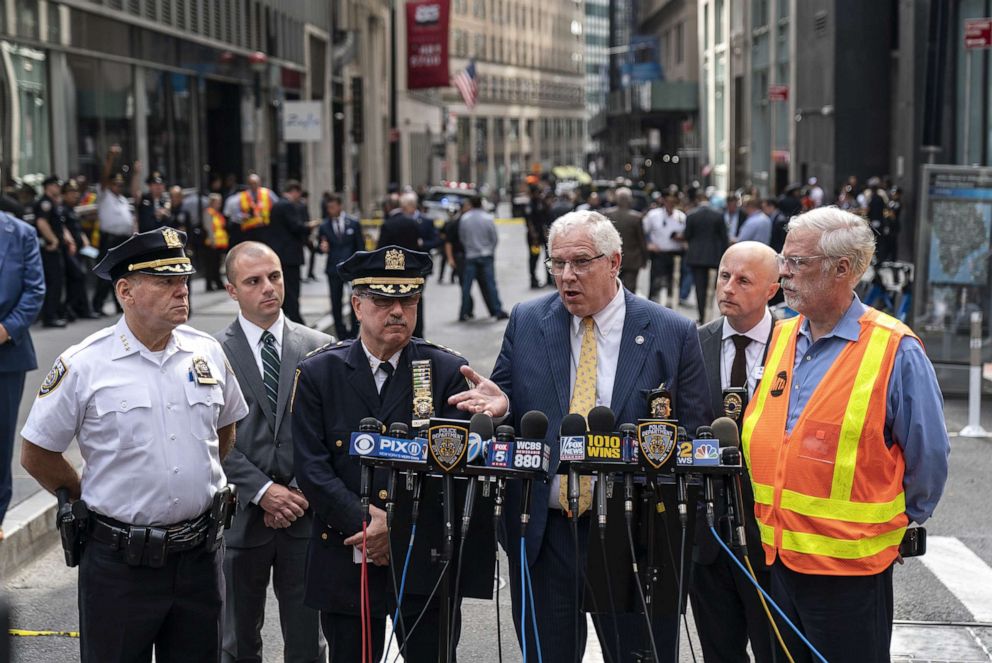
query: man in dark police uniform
[{"left": 292, "top": 245, "right": 494, "bottom": 662}]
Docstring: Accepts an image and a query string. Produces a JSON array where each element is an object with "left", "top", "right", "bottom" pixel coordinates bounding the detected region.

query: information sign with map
[{"left": 914, "top": 165, "right": 992, "bottom": 375}]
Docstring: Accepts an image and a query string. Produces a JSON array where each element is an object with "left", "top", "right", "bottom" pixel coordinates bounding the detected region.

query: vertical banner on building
[{"left": 406, "top": 0, "right": 449, "bottom": 89}]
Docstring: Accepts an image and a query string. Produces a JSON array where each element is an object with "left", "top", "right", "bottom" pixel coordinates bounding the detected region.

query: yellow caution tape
[{"left": 9, "top": 629, "right": 80, "bottom": 638}]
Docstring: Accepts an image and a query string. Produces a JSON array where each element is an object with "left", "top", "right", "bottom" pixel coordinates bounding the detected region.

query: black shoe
[
  {"left": 495, "top": 311, "right": 510, "bottom": 320},
  {"left": 530, "top": 280, "right": 541, "bottom": 289},
  {"left": 43, "top": 319, "right": 68, "bottom": 328}
]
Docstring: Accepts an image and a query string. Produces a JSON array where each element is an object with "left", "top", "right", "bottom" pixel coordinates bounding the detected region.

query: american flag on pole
[{"left": 453, "top": 59, "right": 478, "bottom": 110}]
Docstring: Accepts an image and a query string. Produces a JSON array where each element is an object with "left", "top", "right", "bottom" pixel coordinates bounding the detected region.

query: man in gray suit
[
  {"left": 685, "top": 191, "right": 729, "bottom": 323},
  {"left": 218, "top": 241, "right": 332, "bottom": 663},
  {"left": 693, "top": 241, "right": 782, "bottom": 662},
  {"left": 604, "top": 187, "right": 647, "bottom": 293}
]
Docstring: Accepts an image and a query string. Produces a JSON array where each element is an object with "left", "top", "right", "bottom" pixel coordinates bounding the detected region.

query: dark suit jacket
[
  {"left": 490, "top": 290, "right": 713, "bottom": 564},
  {"left": 684, "top": 204, "right": 728, "bottom": 268},
  {"left": 217, "top": 318, "right": 332, "bottom": 548},
  {"left": 605, "top": 206, "right": 647, "bottom": 270},
  {"left": 377, "top": 213, "right": 420, "bottom": 250},
  {"left": 696, "top": 315, "right": 770, "bottom": 565},
  {"left": 0, "top": 212, "right": 44, "bottom": 373},
  {"left": 292, "top": 338, "right": 495, "bottom": 616},
  {"left": 266, "top": 199, "right": 310, "bottom": 266},
  {"left": 318, "top": 214, "right": 364, "bottom": 278}
]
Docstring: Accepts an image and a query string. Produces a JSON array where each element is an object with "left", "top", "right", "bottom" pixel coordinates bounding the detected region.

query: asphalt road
[{"left": 4, "top": 221, "right": 992, "bottom": 662}]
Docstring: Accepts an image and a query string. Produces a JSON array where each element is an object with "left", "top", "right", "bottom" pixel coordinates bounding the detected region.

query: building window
[
  {"left": 65, "top": 56, "right": 135, "bottom": 184},
  {"left": 676, "top": 22, "right": 684, "bottom": 64},
  {"left": 145, "top": 71, "right": 195, "bottom": 186},
  {"left": 0, "top": 43, "right": 50, "bottom": 179}
]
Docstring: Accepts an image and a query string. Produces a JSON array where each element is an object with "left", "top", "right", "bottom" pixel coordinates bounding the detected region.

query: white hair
[
  {"left": 787, "top": 206, "right": 875, "bottom": 281},
  {"left": 548, "top": 210, "right": 622, "bottom": 257},
  {"left": 615, "top": 187, "right": 633, "bottom": 206},
  {"left": 400, "top": 191, "right": 419, "bottom": 208}
]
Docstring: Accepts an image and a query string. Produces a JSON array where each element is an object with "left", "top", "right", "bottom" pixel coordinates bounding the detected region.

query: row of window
[
  {"left": 454, "top": 0, "right": 581, "bottom": 34},
  {"left": 464, "top": 73, "right": 584, "bottom": 107},
  {"left": 451, "top": 28, "right": 583, "bottom": 74},
  {"left": 73, "top": 0, "right": 307, "bottom": 64}
]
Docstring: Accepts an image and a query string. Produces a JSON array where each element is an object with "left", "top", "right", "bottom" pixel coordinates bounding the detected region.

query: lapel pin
[{"left": 635, "top": 335, "right": 645, "bottom": 345}]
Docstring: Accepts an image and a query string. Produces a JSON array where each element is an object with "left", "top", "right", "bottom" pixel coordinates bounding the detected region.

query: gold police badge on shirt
[
  {"left": 192, "top": 356, "right": 218, "bottom": 385},
  {"left": 39, "top": 357, "right": 69, "bottom": 397}
]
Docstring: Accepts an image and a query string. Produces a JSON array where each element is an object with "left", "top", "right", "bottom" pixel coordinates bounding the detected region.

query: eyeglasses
[
  {"left": 776, "top": 254, "right": 830, "bottom": 271},
  {"left": 545, "top": 254, "right": 606, "bottom": 275},
  {"left": 360, "top": 294, "right": 421, "bottom": 309}
]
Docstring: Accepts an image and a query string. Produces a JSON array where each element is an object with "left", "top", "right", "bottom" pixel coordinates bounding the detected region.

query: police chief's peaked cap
[
  {"left": 93, "top": 227, "right": 196, "bottom": 281},
  {"left": 337, "top": 245, "right": 433, "bottom": 297}
]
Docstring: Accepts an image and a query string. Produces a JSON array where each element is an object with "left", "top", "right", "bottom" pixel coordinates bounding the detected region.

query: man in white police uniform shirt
[{"left": 20, "top": 226, "right": 248, "bottom": 663}]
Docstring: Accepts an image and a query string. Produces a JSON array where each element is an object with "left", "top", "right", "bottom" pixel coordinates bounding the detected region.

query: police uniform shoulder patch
[
  {"left": 420, "top": 339, "right": 462, "bottom": 357},
  {"left": 39, "top": 358, "right": 69, "bottom": 397},
  {"left": 40, "top": 200, "right": 51, "bottom": 212}
]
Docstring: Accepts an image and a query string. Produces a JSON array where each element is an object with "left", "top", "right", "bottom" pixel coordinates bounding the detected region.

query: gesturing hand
[{"left": 447, "top": 365, "right": 509, "bottom": 418}]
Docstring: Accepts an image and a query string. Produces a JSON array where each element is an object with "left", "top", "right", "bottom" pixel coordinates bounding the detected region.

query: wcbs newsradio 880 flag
[{"left": 406, "top": 0, "right": 450, "bottom": 89}]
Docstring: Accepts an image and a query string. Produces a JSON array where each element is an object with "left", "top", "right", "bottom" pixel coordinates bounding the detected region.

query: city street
[{"left": 4, "top": 222, "right": 992, "bottom": 662}]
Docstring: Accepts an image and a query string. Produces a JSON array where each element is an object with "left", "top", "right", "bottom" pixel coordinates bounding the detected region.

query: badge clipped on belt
[
  {"left": 411, "top": 359, "right": 434, "bottom": 429},
  {"left": 722, "top": 387, "right": 748, "bottom": 424},
  {"left": 192, "top": 356, "right": 218, "bottom": 385}
]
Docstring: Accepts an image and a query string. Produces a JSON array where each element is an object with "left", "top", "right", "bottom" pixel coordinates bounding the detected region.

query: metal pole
[
  {"left": 964, "top": 51, "right": 973, "bottom": 165},
  {"left": 959, "top": 311, "right": 990, "bottom": 437}
]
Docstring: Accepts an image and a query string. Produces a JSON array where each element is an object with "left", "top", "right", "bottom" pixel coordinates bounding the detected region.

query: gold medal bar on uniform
[{"left": 411, "top": 359, "right": 434, "bottom": 429}]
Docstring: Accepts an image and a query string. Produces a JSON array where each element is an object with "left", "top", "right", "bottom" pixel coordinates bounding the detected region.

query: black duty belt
[{"left": 88, "top": 511, "right": 211, "bottom": 567}]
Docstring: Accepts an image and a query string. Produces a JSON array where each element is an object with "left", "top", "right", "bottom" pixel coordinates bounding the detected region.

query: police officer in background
[
  {"left": 20, "top": 227, "right": 249, "bottom": 663},
  {"left": 34, "top": 175, "right": 69, "bottom": 328},
  {"left": 292, "top": 245, "right": 494, "bottom": 662},
  {"left": 134, "top": 166, "right": 170, "bottom": 234},
  {"left": 61, "top": 179, "right": 99, "bottom": 321}
]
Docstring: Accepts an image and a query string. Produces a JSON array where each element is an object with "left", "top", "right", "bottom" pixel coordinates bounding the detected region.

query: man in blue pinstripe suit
[{"left": 451, "top": 210, "right": 713, "bottom": 662}]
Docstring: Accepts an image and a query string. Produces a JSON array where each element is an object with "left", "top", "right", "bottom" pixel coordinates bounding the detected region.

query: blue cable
[
  {"left": 386, "top": 523, "right": 416, "bottom": 653},
  {"left": 520, "top": 538, "right": 528, "bottom": 663},
  {"left": 708, "top": 526, "right": 829, "bottom": 663},
  {"left": 523, "top": 546, "right": 544, "bottom": 663}
]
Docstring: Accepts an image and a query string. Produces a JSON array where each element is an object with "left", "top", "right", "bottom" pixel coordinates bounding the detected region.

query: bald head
[
  {"left": 716, "top": 241, "right": 780, "bottom": 332},
  {"left": 225, "top": 241, "right": 280, "bottom": 285}
]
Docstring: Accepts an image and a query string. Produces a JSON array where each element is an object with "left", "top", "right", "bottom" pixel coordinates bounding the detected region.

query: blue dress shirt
[{"left": 788, "top": 295, "right": 950, "bottom": 525}]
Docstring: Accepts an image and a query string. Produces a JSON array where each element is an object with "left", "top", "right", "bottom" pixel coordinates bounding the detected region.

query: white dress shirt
[
  {"left": 361, "top": 341, "right": 401, "bottom": 392},
  {"left": 643, "top": 207, "right": 686, "bottom": 252},
  {"left": 238, "top": 311, "right": 285, "bottom": 504},
  {"left": 720, "top": 308, "right": 773, "bottom": 397},
  {"left": 550, "top": 282, "right": 627, "bottom": 507},
  {"left": 22, "top": 317, "right": 249, "bottom": 525},
  {"left": 96, "top": 185, "right": 135, "bottom": 235}
]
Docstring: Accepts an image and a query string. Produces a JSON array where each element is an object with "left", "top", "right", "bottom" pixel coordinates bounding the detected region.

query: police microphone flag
[{"left": 558, "top": 413, "right": 588, "bottom": 520}]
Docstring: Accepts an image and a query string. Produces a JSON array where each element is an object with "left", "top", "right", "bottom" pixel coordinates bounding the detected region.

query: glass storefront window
[
  {"left": 15, "top": 0, "right": 39, "bottom": 41},
  {"left": 65, "top": 55, "right": 135, "bottom": 183},
  {"left": 0, "top": 42, "right": 51, "bottom": 181},
  {"left": 145, "top": 70, "right": 195, "bottom": 186}
]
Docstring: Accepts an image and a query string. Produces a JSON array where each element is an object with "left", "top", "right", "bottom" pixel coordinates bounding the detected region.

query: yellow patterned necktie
[{"left": 559, "top": 316, "right": 596, "bottom": 515}]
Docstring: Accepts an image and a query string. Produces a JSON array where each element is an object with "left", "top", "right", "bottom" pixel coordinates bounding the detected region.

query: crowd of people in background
[{"left": 3, "top": 148, "right": 907, "bottom": 337}]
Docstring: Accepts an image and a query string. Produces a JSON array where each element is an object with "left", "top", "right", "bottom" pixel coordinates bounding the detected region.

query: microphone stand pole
[{"left": 438, "top": 473, "right": 455, "bottom": 663}]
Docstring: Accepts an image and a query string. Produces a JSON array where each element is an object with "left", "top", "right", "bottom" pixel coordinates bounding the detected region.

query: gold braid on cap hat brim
[
  {"left": 127, "top": 257, "right": 193, "bottom": 272},
  {"left": 352, "top": 276, "right": 425, "bottom": 295}
]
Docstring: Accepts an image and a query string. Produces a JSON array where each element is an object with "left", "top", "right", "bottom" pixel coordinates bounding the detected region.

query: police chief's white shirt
[{"left": 22, "top": 317, "right": 249, "bottom": 526}]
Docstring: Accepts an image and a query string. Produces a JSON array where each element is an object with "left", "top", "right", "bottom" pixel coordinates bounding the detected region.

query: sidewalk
[{"left": 0, "top": 268, "right": 338, "bottom": 578}]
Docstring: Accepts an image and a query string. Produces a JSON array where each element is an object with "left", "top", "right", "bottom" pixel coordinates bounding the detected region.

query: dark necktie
[
  {"left": 378, "top": 361, "right": 395, "bottom": 401},
  {"left": 261, "top": 331, "right": 280, "bottom": 415},
  {"left": 730, "top": 335, "right": 751, "bottom": 389}
]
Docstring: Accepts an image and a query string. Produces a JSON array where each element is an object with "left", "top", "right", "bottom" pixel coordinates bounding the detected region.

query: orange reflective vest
[
  {"left": 741, "top": 307, "right": 915, "bottom": 576},
  {"left": 208, "top": 208, "right": 229, "bottom": 250},
  {"left": 240, "top": 188, "right": 272, "bottom": 231}
]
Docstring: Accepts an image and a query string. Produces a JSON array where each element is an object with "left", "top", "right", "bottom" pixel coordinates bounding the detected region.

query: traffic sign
[
  {"left": 768, "top": 84, "right": 789, "bottom": 102},
  {"left": 965, "top": 18, "right": 992, "bottom": 49}
]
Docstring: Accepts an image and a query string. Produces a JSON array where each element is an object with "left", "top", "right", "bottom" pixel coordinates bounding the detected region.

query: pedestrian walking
[
  {"left": 457, "top": 195, "right": 509, "bottom": 322},
  {"left": 643, "top": 190, "right": 687, "bottom": 306},
  {"left": 604, "top": 187, "right": 647, "bottom": 293},
  {"left": 318, "top": 193, "right": 363, "bottom": 339},
  {"left": 684, "top": 191, "right": 729, "bottom": 323},
  {"left": 267, "top": 180, "right": 314, "bottom": 325}
]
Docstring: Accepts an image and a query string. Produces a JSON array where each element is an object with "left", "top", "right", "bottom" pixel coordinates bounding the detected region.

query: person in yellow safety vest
[
  {"left": 741, "top": 207, "right": 949, "bottom": 663},
  {"left": 239, "top": 173, "right": 276, "bottom": 232},
  {"left": 203, "top": 193, "right": 229, "bottom": 291}
]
